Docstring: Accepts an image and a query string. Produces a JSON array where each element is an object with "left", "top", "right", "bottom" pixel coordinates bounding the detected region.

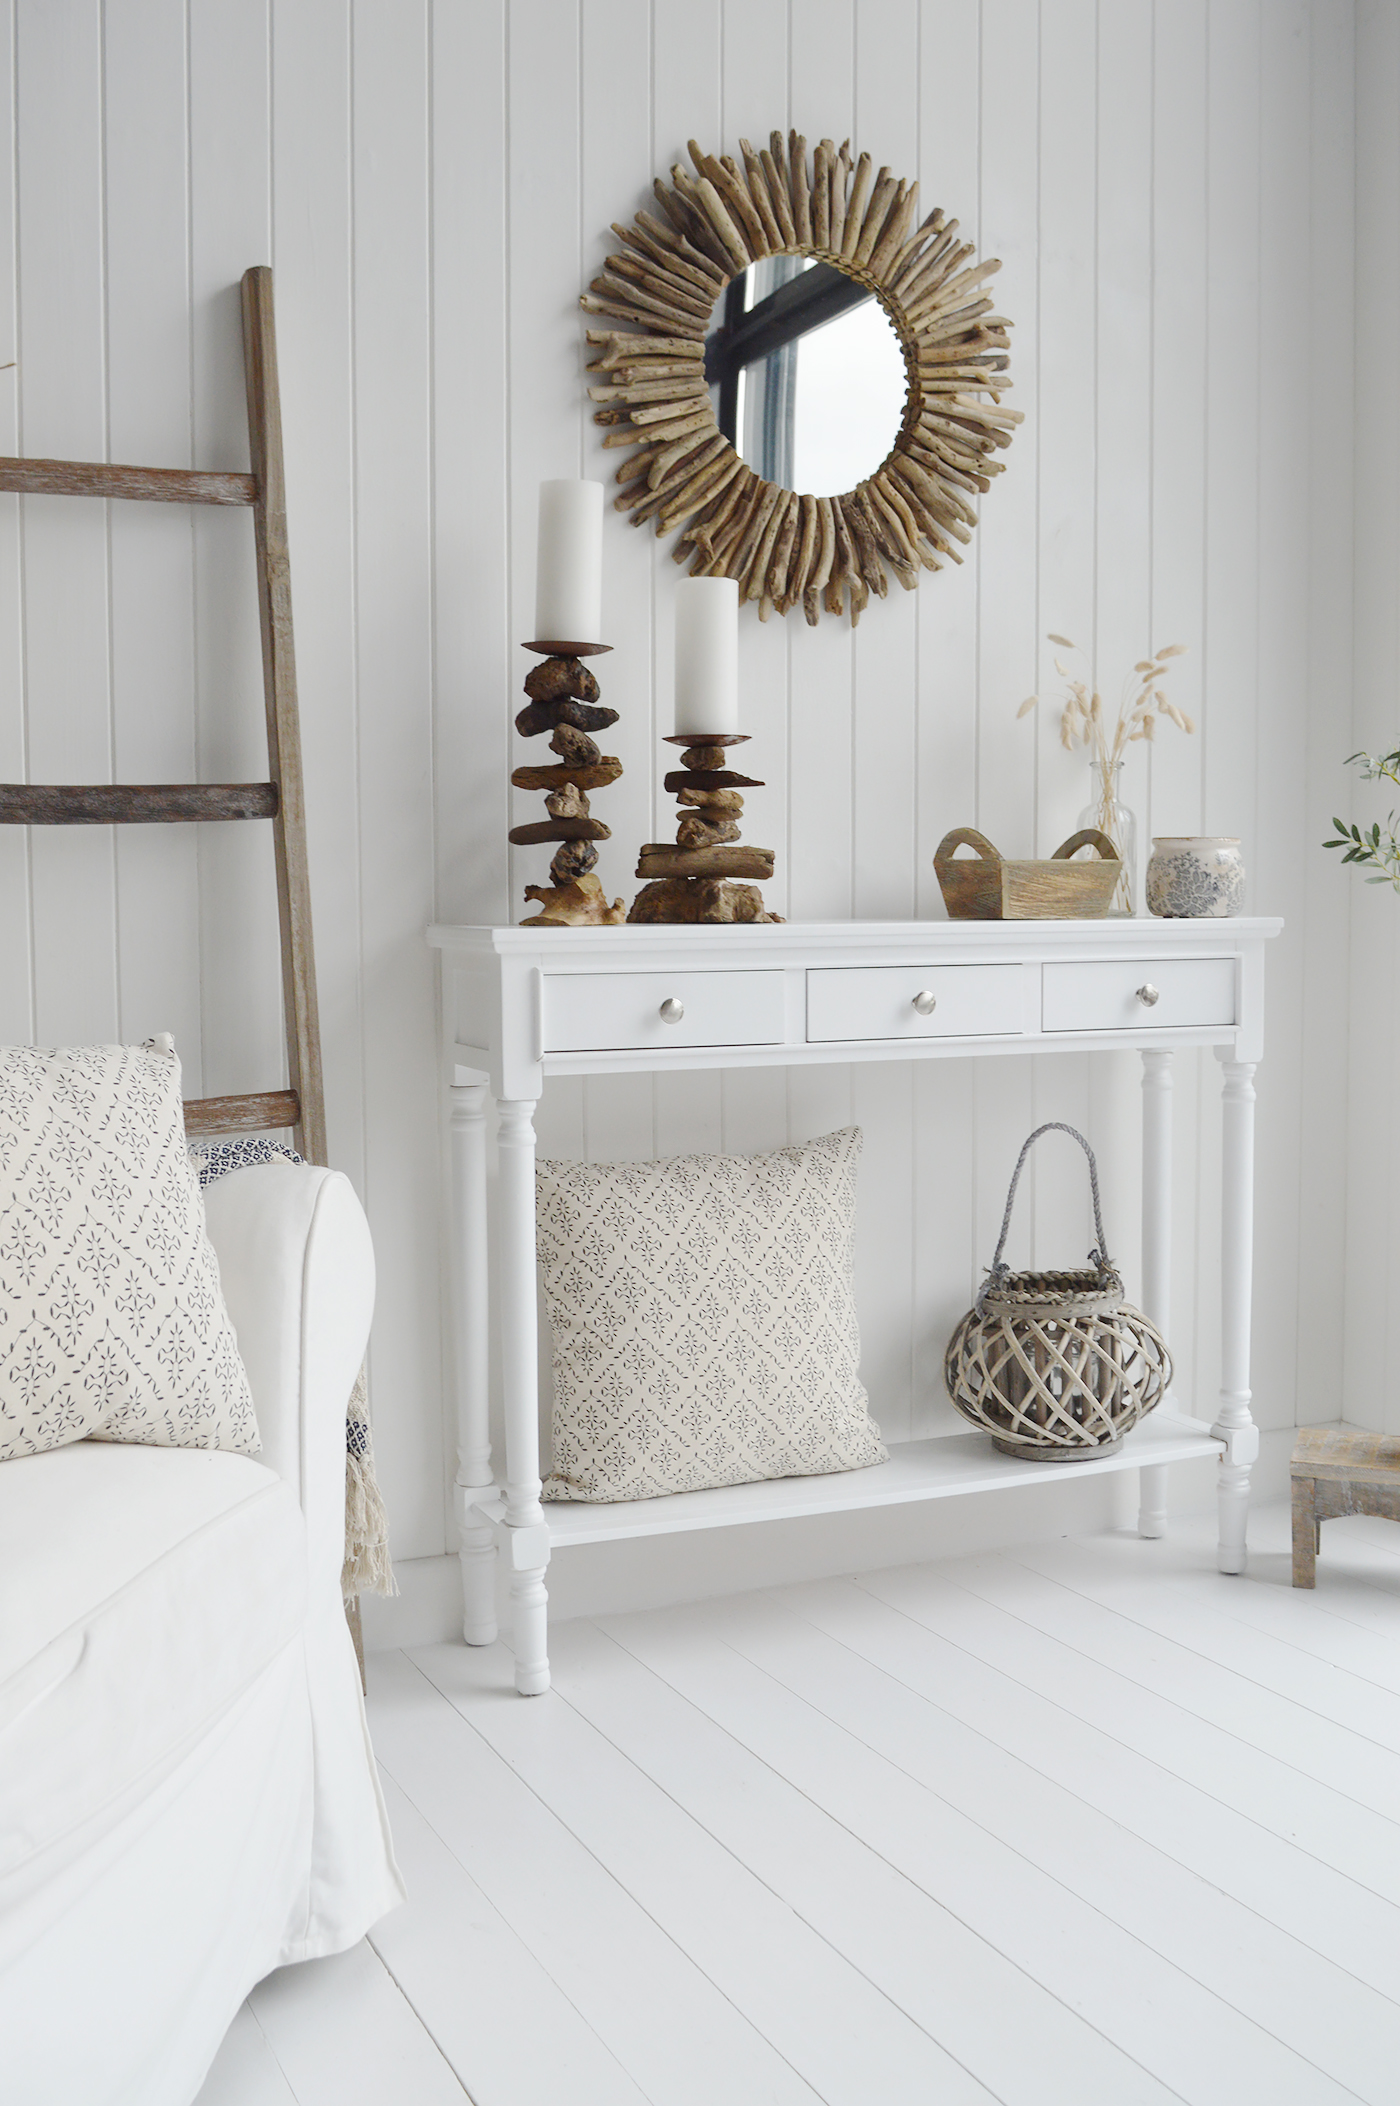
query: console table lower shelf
[{"left": 470, "top": 1411, "right": 1224, "bottom": 1550}]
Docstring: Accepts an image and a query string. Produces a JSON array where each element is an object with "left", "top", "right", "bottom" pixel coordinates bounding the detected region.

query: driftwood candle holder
[
  {"left": 511, "top": 642, "right": 628, "bottom": 926},
  {"left": 628, "top": 734, "right": 782, "bottom": 923}
]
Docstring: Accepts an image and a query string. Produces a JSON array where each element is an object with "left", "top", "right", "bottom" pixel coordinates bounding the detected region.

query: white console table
[{"left": 430, "top": 916, "right": 1281, "bottom": 1694}]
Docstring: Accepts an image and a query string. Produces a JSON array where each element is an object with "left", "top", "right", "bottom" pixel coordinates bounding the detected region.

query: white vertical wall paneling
[
  {"left": 1027, "top": 0, "right": 1096, "bottom": 1277},
  {"left": 973, "top": 0, "right": 1038, "bottom": 862},
  {"left": 715, "top": 0, "right": 791, "bottom": 1162},
  {"left": 1250, "top": 0, "right": 1311, "bottom": 1439},
  {"left": 851, "top": 1056, "right": 915, "bottom": 1442},
  {"left": 910, "top": 1060, "right": 974, "bottom": 1439},
  {"left": 787, "top": 0, "right": 855, "bottom": 926},
  {"left": 914, "top": 0, "right": 980, "bottom": 924},
  {"left": 509, "top": 3, "right": 650, "bottom": 1195},
  {"left": 188, "top": 0, "right": 281, "bottom": 1105},
  {"left": 582, "top": 0, "right": 656, "bottom": 913},
  {"left": 1084, "top": 0, "right": 1154, "bottom": 1310},
  {"left": 970, "top": 0, "right": 1037, "bottom": 1294},
  {"left": 429, "top": 0, "right": 510, "bottom": 1519},
  {"left": 273, "top": 0, "right": 362, "bottom": 1191},
  {"left": 1094, "top": 0, "right": 1153, "bottom": 886},
  {"left": 649, "top": 0, "right": 726, "bottom": 1166},
  {"left": 103, "top": 0, "right": 203, "bottom": 1070},
  {"left": 352, "top": 0, "right": 441, "bottom": 1557},
  {"left": 852, "top": 0, "right": 919, "bottom": 927},
  {"left": 1147, "top": 0, "right": 1209, "bottom": 851},
  {"left": 1296, "top": 0, "right": 1352, "bottom": 1428},
  {"left": 0, "top": 1, "right": 28, "bottom": 1049},
  {"left": 535, "top": 1076, "right": 586, "bottom": 1163},
  {"left": 18, "top": 0, "right": 118, "bottom": 1047},
  {"left": 434, "top": 0, "right": 510, "bottom": 933},
  {"left": 1196, "top": 0, "right": 1265, "bottom": 1428},
  {"left": 849, "top": 0, "right": 922, "bottom": 1441},
  {"left": 582, "top": 1075, "right": 656, "bottom": 1164},
  {"left": 1033, "top": 0, "right": 1095, "bottom": 864},
  {"left": 1204, "top": 2, "right": 1263, "bottom": 890},
  {"left": 580, "top": 0, "right": 659, "bottom": 1172},
  {"left": 720, "top": 0, "right": 790, "bottom": 932},
  {"left": 784, "top": 0, "right": 861, "bottom": 1411},
  {"left": 0, "top": 0, "right": 1364, "bottom": 1573},
  {"left": 506, "top": 0, "right": 593, "bottom": 1486},
  {"left": 1345, "top": 0, "right": 1398, "bottom": 1434},
  {"left": 1148, "top": 0, "right": 1209, "bottom": 1412},
  {"left": 508, "top": 0, "right": 583, "bottom": 903},
  {"left": 911, "top": 0, "right": 981, "bottom": 1438}
]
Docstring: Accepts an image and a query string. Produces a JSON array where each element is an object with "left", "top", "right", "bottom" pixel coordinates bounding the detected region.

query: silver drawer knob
[
  {"left": 912, "top": 990, "right": 938, "bottom": 1016},
  {"left": 1136, "top": 983, "right": 1160, "bottom": 1008},
  {"left": 658, "top": 997, "right": 685, "bottom": 1024}
]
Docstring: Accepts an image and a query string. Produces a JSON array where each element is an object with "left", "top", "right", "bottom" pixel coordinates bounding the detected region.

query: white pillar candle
[
  {"left": 674, "top": 576, "right": 739, "bottom": 736},
  {"left": 534, "top": 479, "right": 603, "bottom": 644}
]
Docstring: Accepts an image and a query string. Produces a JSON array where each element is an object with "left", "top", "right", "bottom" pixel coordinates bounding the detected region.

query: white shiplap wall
[
  {"left": 1346, "top": 0, "right": 1400, "bottom": 1434},
  {"left": 0, "top": 1, "right": 1360, "bottom": 1584}
]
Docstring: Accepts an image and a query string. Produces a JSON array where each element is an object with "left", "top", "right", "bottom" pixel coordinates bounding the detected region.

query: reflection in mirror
[{"left": 703, "top": 255, "right": 908, "bottom": 497}]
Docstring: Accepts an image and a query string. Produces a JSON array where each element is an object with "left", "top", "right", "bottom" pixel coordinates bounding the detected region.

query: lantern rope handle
[{"left": 980, "top": 1122, "right": 1113, "bottom": 1308}]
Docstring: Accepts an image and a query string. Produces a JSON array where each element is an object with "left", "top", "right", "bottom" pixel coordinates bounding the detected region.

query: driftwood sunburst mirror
[{"left": 583, "top": 133, "right": 1020, "bottom": 626}]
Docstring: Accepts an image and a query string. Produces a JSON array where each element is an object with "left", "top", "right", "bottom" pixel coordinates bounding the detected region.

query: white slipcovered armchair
[{"left": 0, "top": 1158, "right": 404, "bottom": 2106}]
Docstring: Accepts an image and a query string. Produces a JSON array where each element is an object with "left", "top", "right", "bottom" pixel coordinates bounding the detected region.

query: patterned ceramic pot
[{"left": 1146, "top": 836, "right": 1245, "bottom": 918}]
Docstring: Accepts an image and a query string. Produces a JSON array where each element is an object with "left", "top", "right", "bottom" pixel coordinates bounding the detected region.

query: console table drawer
[
  {"left": 806, "top": 964, "right": 1025, "bottom": 1043},
  {"left": 543, "top": 969, "right": 786, "bottom": 1053},
  {"left": 1043, "top": 957, "right": 1236, "bottom": 1033}
]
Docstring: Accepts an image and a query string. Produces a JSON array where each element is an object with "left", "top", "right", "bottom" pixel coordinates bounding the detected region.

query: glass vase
[{"left": 1078, "top": 760, "right": 1137, "bottom": 916}]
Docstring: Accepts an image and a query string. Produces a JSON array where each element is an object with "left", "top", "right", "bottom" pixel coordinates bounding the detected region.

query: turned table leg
[
  {"left": 1138, "top": 1049, "right": 1173, "bottom": 1539},
  {"left": 451, "top": 1080, "right": 498, "bottom": 1645},
  {"left": 497, "top": 1095, "right": 551, "bottom": 1694},
  {"left": 1214, "top": 1054, "right": 1260, "bottom": 1575}
]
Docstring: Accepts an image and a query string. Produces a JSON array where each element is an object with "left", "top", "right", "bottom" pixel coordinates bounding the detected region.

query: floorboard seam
[
  {"left": 832, "top": 1567, "right": 1400, "bottom": 1914},
  {"left": 545, "top": 1636, "right": 1009, "bottom": 2106},
  {"left": 897, "top": 1559, "right": 1400, "bottom": 1831},
  {"left": 384, "top": 1642, "right": 815, "bottom": 2106},
  {"left": 716, "top": 1583, "right": 1400, "bottom": 2097},
  {"left": 358, "top": 1936, "right": 478, "bottom": 2104},
  {"left": 995, "top": 1544, "right": 1400, "bottom": 1757},
  {"left": 582, "top": 1614, "right": 1186, "bottom": 2106}
]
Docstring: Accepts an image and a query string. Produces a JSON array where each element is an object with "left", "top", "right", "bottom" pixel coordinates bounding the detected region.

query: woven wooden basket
[
  {"left": 944, "top": 1123, "right": 1171, "bottom": 1460},
  {"left": 934, "top": 826, "right": 1120, "bottom": 919}
]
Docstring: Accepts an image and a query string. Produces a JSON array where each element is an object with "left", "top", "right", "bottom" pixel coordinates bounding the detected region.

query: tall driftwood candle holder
[
  {"left": 628, "top": 734, "right": 782, "bottom": 923},
  {"left": 511, "top": 639, "right": 628, "bottom": 926}
]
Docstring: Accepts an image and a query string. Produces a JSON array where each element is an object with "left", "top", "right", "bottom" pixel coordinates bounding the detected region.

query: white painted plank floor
[{"left": 198, "top": 1501, "right": 1400, "bottom": 2106}]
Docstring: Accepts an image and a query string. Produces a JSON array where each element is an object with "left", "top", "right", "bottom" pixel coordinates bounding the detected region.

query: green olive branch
[{"left": 1323, "top": 749, "right": 1400, "bottom": 887}]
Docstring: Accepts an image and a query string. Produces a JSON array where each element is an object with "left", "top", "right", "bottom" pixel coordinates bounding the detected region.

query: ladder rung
[
  {"left": 183, "top": 1090, "right": 300, "bottom": 1138},
  {"left": 0, "top": 457, "right": 256, "bottom": 506},
  {"left": 0, "top": 783, "right": 278, "bottom": 824}
]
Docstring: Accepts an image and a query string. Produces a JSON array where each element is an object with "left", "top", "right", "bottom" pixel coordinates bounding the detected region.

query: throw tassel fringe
[{"left": 343, "top": 1364, "right": 397, "bottom": 1599}]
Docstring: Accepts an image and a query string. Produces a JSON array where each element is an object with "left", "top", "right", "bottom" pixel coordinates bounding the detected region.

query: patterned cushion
[
  {"left": 537, "top": 1126, "right": 885, "bottom": 1502},
  {"left": 0, "top": 1042, "right": 258, "bottom": 1461}
]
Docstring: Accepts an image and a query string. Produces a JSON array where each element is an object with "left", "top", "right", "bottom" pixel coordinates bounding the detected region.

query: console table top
[{"left": 430, "top": 916, "right": 1283, "bottom": 960}]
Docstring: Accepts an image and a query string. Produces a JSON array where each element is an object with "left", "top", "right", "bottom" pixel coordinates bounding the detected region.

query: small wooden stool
[{"left": 1290, "top": 1426, "right": 1400, "bottom": 1586}]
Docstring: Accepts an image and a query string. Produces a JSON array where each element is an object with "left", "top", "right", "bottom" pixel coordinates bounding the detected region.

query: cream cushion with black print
[
  {"left": 537, "top": 1125, "right": 883, "bottom": 1502},
  {"left": 0, "top": 1041, "right": 257, "bottom": 1460}
]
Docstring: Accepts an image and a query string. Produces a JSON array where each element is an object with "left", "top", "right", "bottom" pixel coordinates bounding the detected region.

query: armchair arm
[{"left": 202, "top": 1161, "right": 375, "bottom": 1595}]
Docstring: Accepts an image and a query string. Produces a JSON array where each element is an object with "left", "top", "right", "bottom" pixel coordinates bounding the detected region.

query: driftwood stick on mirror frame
[{"left": 583, "top": 131, "right": 1022, "bottom": 626}]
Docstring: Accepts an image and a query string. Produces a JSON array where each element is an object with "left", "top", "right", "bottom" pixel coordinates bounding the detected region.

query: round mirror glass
[{"left": 704, "top": 255, "right": 907, "bottom": 498}]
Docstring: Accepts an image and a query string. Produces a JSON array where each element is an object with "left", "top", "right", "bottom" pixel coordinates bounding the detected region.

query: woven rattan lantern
[{"left": 945, "top": 1123, "right": 1170, "bottom": 1461}]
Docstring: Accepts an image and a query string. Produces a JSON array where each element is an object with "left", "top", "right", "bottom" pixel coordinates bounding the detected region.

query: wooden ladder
[{"left": 0, "top": 266, "right": 325, "bottom": 1165}]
